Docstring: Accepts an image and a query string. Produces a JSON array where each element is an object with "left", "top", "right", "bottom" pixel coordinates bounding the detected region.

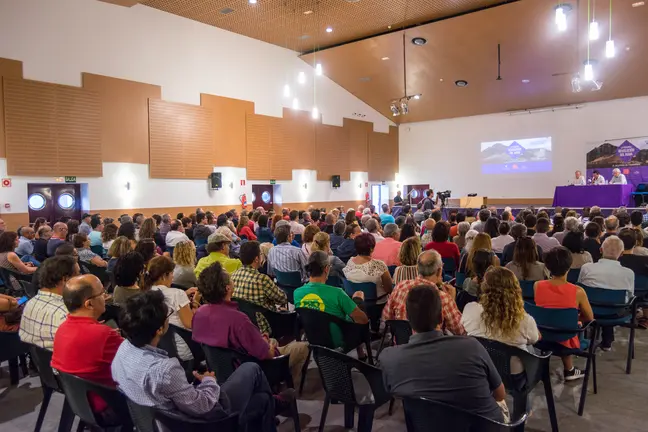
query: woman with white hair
[
  {"left": 609, "top": 168, "right": 628, "bottom": 184},
  {"left": 452, "top": 222, "right": 471, "bottom": 250},
  {"left": 554, "top": 216, "right": 580, "bottom": 244},
  {"left": 462, "top": 229, "right": 480, "bottom": 254}
]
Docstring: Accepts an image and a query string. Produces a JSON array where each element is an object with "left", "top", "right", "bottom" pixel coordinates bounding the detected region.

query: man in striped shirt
[
  {"left": 267, "top": 225, "right": 308, "bottom": 283},
  {"left": 19, "top": 256, "right": 80, "bottom": 349}
]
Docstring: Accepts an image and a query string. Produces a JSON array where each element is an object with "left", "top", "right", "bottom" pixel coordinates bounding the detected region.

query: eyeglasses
[{"left": 87, "top": 288, "right": 106, "bottom": 300}]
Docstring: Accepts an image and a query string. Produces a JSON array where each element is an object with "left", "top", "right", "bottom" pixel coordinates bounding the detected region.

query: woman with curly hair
[
  {"left": 172, "top": 240, "right": 197, "bottom": 289},
  {"left": 461, "top": 266, "right": 539, "bottom": 376}
]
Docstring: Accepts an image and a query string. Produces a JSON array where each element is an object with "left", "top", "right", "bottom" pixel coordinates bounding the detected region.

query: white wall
[
  {"left": 0, "top": 0, "right": 392, "bottom": 214},
  {"left": 398, "top": 96, "right": 648, "bottom": 199}
]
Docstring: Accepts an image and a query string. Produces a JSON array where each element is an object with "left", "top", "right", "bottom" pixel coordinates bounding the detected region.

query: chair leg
[
  {"left": 365, "top": 339, "right": 374, "bottom": 366},
  {"left": 75, "top": 421, "right": 85, "bottom": 432},
  {"left": 57, "top": 399, "right": 75, "bottom": 432},
  {"left": 357, "top": 405, "right": 376, "bottom": 432},
  {"left": 542, "top": 365, "right": 559, "bottom": 432},
  {"left": 376, "top": 325, "right": 389, "bottom": 360},
  {"left": 344, "top": 403, "right": 355, "bottom": 429},
  {"left": 626, "top": 323, "right": 636, "bottom": 374},
  {"left": 577, "top": 354, "right": 592, "bottom": 416},
  {"left": 318, "top": 395, "right": 330, "bottom": 432},
  {"left": 8, "top": 357, "right": 20, "bottom": 385},
  {"left": 299, "top": 347, "right": 311, "bottom": 396},
  {"left": 20, "top": 354, "right": 29, "bottom": 377},
  {"left": 34, "top": 386, "right": 53, "bottom": 432},
  {"left": 388, "top": 398, "right": 395, "bottom": 416},
  {"left": 291, "top": 400, "right": 301, "bottom": 432},
  {"left": 592, "top": 352, "right": 598, "bottom": 395}
]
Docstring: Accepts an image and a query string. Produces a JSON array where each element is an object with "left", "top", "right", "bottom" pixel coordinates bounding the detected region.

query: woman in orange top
[
  {"left": 534, "top": 246, "right": 593, "bottom": 381},
  {"left": 237, "top": 215, "right": 257, "bottom": 241}
]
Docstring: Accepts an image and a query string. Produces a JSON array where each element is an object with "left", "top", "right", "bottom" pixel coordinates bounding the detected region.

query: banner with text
[{"left": 586, "top": 137, "right": 648, "bottom": 188}]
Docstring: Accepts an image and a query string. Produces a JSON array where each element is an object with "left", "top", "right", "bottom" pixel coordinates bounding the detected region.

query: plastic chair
[
  {"left": 194, "top": 238, "right": 207, "bottom": 247},
  {"left": 275, "top": 270, "right": 304, "bottom": 304},
  {"left": 293, "top": 234, "right": 303, "bottom": 245},
  {"left": 377, "top": 320, "right": 412, "bottom": 360},
  {"left": 19, "top": 279, "right": 38, "bottom": 298},
  {"left": 196, "top": 244, "right": 208, "bottom": 260},
  {"left": 567, "top": 268, "right": 581, "bottom": 284},
  {"left": 476, "top": 338, "right": 558, "bottom": 432},
  {"left": 99, "top": 303, "right": 122, "bottom": 328},
  {"left": 166, "top": 246, "right": 174, "bottom": 257},
  {"left": 54, "top": 370, "right": 133, "bottom": 431},
  {"left": 343, "top": 280, "right": 380, "bottom": 300},
  {"left": 518, "top": 280, "right": 535, "bottom": 302},
  {"left": 326, "top": 275, "right": 344, "bottom": 288},
  {"left": 233, "top": 297, "right": 298, "bottom": 341},
  {"left": 579, "top": 285, "right": 637, "bottom": 374},
  {"left": 126, "top": 396, "right": 238, "bottom": 432},
  {"left": 387, "top": 265, "right": 397, "bottom": 277},
  {"left": 524, "top": 303, "right": 597, "bottom": 416},
  {"left": 0, "top": 267, "right": 29, "bottom": 296},
  {"left": 28, "top": 345, "right": 76, "bottom": 432},
  {"left": 83, "top": 262, "right": 110, "bottom": 285},
  {"left": 90, "top": 245, "right": 104, "bottom": 257},
  {"left": 442, "top": 257, "right": 457, "bottom": 278},
  {"left": 455, "top": 271, "right": 466, "bottom": 287},
  {"left": 0, "top": 331, "right": 28, "bottom": 385},
  {"left": 313, "top": 345, "right": 391, "bottom": 432},
  {"left": 402, "top": 396, "right": 528, "bottom": 432}
]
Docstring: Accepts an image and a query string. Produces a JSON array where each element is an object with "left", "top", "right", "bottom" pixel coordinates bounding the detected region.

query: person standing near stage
[{"left": 394, "top": 191, "right": 403, "bottom": 205}]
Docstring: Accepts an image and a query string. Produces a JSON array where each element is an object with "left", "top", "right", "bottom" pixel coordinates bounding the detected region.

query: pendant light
[
  {"left": 589, "top": 0, "right": 599, "bottom": 40},
  {"left": 606, "top": 0, "right": 615, "bottom": 58}
]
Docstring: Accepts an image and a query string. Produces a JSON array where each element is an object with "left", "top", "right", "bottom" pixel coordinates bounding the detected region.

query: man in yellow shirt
[{"left": 195, "top": 233, "right": 242, "bottom": 277}]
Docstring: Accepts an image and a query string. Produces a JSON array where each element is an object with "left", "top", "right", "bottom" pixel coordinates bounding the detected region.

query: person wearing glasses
[
  {"left": 47, "top": 222, "right": 69, "bottom": 257},
  {"left": 51, "top": 274, "right": 123, "bottom": 417}
]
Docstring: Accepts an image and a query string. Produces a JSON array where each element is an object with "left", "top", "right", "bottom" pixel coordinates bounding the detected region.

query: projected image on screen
[{"left": 481, "top": 137, "right": 552, "bottom": 174}]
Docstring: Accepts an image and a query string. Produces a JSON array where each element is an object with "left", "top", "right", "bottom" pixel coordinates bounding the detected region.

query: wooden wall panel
[
  {"left": 0, "top": 58, "right": 23, "bottom": 159},
  {"left": 245, "top": 113, "right": 272, "bottom": 180},
  {"left": 269, "top": 117, "right": 291, "bottom": 180},
  {"left": 4, "top": 78, "right": 102, "bottom": 177},
  {"left": 283, "top": 108, "right": 316, "bottom": 170},
  {"left": 148, "top": 99, "right": 214, "bottom": 179},
  {"left": 316, "top": 123, "right": 350, "bottom": 181},
  {"left": 344, "top": 118, "right": 371, "bottom": 173},
  {"left": 368, "top": 126, "right": 399, "bottom": 182},
  {"left": 201, "top": 94, "right": 254, "bottom": 168},
  {"left": 83, "top": 73, "right": 161, "bottom": 164}
]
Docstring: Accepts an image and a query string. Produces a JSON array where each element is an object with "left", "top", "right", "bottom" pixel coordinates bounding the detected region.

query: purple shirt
[{"left": 192, "top": 301, "right": 270, "bottom": 360}]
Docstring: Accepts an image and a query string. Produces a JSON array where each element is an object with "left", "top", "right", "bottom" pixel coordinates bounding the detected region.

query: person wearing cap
[
  {"left": 194, "top": 233, "right": 242, "bottom": 277},
  {"left": 79, "top": 213, "right": 93, "bottom": 236}
]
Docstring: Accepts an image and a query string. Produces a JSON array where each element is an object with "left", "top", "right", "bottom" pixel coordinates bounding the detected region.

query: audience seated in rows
[
  {"left": 372, "top": 223, "right": 402, "bottom": 267},
  {"left": 491, "top": 222, "right": 514, "bottom": 253},
  {"left": 15, "top": 226, "right": 36, "bottom": 257},
  {"left": 301, "top": 224, "right": 320, "bottom": 257},
  {"left": 171, "top": 240, "right": 198, "bottom": 289},
  {"left": 0, "top": 232, "right": 38, "bottom": 291},
  {"left": 505, "top": 237, "right": 549, "bottom": 282},
  {"left": 268, "top": 225, "right": 308, "bottom": 282},
  {"left": 343, "top": 233, "right": 393, "bottom": 303},
  {"left": 74, "top": 233, "right": 107, "bottom": 268},
  {"left": 583, "top": 222, "right": 603, "bottom": 263},
  {"left": 451, "top": 221, "right": 470, "bottom": 251},
  {"left": 33, "top": 225, "right": 52, "bottom": 263},
  {"left": 501, "top": 224, "right": 543, "bottom": 266},
  {"left": 562, "top": 231, "right": 593, "bottom": 269},
  {"left": 46, "top": 222, "right": 69, "bottom": 257},
  {"left": 532, "top": 218, "right": 561, "bottom": 252},
  {"left": 424, "top": 222, "right": 460, "bottom": 267},
  {"left": 335, "top": 224, "right": 360, "bottom": 263},
  {"left": 112, "top": 251, "right": 146, "bottom": 305},
  {"left": 311, "top": 232, "right": 345, "bottom": 280},
  {"left": 256, "top": 214, "right": 274, "bottom": 243},
  {"left": 195, "top": 233, "right": 242, "bottom": 277},
  {"left": 459, "top": 233, "right": 500, "bottom": 276},
  {"left": 166, "top": 219, "right": 190, "bottom": 247},
  {"left": 462, "top": 249, "right": 495, "bottom": 297},
  {"left": 470, "top": 209, "right": 491, "bottom": 233},
  {"left": 379, "top": 204, "right": 395, "bottom": 226}
]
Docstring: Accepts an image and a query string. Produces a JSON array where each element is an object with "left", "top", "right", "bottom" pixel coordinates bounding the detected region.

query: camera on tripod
[{"left": 437, "top": 190, "right": 451, "bottom": 200}]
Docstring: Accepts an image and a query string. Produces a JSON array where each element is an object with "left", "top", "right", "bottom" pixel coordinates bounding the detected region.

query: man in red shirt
[{"left": 51, "top": 274, "right": 123, "bottom": 413}]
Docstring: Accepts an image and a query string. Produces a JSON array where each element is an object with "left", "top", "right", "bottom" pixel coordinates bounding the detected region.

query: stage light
[
  {"left": 315, "top": 63, "right": 323, "bottom": 76},
  {"left": 390, "top": 102, "right": 400, "bottom": 116},
  {"left": 283, "top": 84, "right": 290, "bottom": 98},
  {"left": 311, "top": 107, "right": 319, "bottom": 119}
]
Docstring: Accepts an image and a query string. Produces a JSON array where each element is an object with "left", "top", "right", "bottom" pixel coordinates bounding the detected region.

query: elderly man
[
  {"left": 470, "top": 209, "right": 491, "bottom": 233},
  {"left": 601, "top": 215, "right": 619, "bottom": 242},
  {"left": 33, "top": 225, "right": 53, "bottom": 263},
  {"left": 165, "top": 219, "right": 190, "bottom": 248},
  {"left": 382, "top": 249, "right": 464, "bottom": 335},
  {"left": 609, "top": 168, "right": 628, "bottom": 185},
  {"left": 15, "top": 226, "right": 36, "bottom": 257},
  {"left": 364, "top": 218, "right": 384, "bottom": 243},
  {"left": 267, "top": 225, "right": 308, "bottom": 282},
  {"left": 195, "top": 233, "right": 242, "bottom": 277},
  {"left": 79, "top": 213, "right": 93, "bottom": 236},
  {"left": 372, "top": 223, "right": 402, "bottom": 266},
  {"left": 420, "top": 218, "right": 437, "bottom": 248},
  {"left": 574, "top": 170, "right": 586, "bottom": 185},
  {"left": 578, "top": 235, "right": 634, "bottom": 350},
  {"left": 554, "top": 216, "right": 580, "bottom": 244},
  {"left": 47, "top": 222, "right": 69, "bottom": 257}
]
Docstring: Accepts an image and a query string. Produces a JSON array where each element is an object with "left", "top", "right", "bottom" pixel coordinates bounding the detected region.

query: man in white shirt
[
  {"left": 491, "top": 222, "right": 514, "bottom": 253},
  {"left": 532, "top": 218, "right": 561, "bottom": 252},
  {"left": 578, "top": 235, "right": 634, "bottom": 350},
  {"left": 165, "top": 220, "right": 190, "bottom": 248},
  {"left": 573, "top": 170, "right": 586, "bottom": 185},
  {"left": 609, "top": 168, "right": 628, "bottom": 185},
  {"left": 470, "top": 209, "right": 491, "bottom": 233},
  {"left": 591, "top": 170, "right": 606, "bottom": 185}
]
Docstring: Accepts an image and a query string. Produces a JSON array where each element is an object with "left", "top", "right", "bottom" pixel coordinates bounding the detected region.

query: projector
[{"left": 467, "top": 193, "right": 477, "bottom": 197}]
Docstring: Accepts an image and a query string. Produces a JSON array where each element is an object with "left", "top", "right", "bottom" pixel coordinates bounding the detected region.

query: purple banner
[{"left": 616, "top": 140, "right": 640, "bottom": 163}]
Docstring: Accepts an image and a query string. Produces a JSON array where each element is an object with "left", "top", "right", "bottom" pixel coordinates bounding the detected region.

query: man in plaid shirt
[
  {"left": 382, "top": 250, "right": 465, "bottom": 335},
  {"left": 232, "top": 241, "right": 287, "bottom": 336}
]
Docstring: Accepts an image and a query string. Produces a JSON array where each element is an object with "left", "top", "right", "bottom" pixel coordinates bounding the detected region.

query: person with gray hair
[
  {"left": 578, "top": 235, "right": 634, "bottom": 350},
  {"left": 364, "top": 218, "right": 384, "bottom": 243},
  {"left": 267, "top": 224, "right": 308, "bottom": 282},
  {"left": 372, "top": 223, "right": 401, "bottom": 266},
  {"left": 159, "top": 214, "right": 172, "bottom": 238},
  {"left": 382, "top": 250, "right": 464, "bottom": 335},
  {"left": 360, "top": 214, "right": 372, "bottom": 227},
  {"left": 554, "top": 216, "right": 580, "bottom": 244},
  {"left": 330, "top": 220, "right": 347, "bottom": 254},
  {"left": 119, "top": 215, "right": 133, "bottom": 225},
  {"left": 452, "top": 221, "right": 471, "bottom": 250},
  {"left": 609, "top": 167, "right": 628, "bottom": 184},
  {"left": 601, "top": 215, "right": 619, "bottom": 242}
]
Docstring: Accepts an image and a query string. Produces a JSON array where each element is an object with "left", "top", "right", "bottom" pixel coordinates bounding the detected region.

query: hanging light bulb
[
  {"left": 298, "top": 72, "right": 306, "bottom": 84},
  {"left": 589, "top": 21, "right": 599, "bottom": 40},
  {"left": 283, "top": 84, "right": 291, "bottom": 98},
  {"left": 315, "top": 63, "right": 323, "bottom": 76},
  {"left": 606, "top": 39, "right": 615, "bottom": 58},
  {"left": 584, "top": 62, "right": 594, "bottom": 81},
  {"left": 555, "top": 7, "right": 567, "bottom": 31},
  {"left": 292, "top": 98, "right": 299, "bottom": 110},
  {"left": 311, "top": 107, "right": 319, "bottom": 119}
]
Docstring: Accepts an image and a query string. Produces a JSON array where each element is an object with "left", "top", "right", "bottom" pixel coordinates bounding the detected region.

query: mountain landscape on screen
[{"left": 481, "top": 141, "right": 552, "bottom": 164}]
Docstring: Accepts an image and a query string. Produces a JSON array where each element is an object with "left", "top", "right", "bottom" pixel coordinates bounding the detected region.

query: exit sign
[
  {"left": 270, "top": 179, "right": 276, "bottom": 185},
  {"left": 64, "top": 176, "right": 77, "bottom": 183}
]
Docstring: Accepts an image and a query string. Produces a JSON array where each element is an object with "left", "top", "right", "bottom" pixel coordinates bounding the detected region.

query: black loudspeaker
[
  {"left": 209, "top": 172, "right": 222, "bottom": 189},
  {"left": 332, "top": 175, "right": 341, "bottom": 188}
]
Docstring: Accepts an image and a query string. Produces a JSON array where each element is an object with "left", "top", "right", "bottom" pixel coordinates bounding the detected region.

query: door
[
  {"left": 371, "top": 184, "right": 390, "bottom": 213},
  {"left": 403, "top": 184, "right": 430, "bottom": 205},
  {"left": 27, "top": 183, "right": 82, "bottom": 224},
  {"left": 252, "top": 185, "right": 274, "bottom": 211}
]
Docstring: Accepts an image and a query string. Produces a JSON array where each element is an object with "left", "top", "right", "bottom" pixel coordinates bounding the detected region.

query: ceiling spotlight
[
  {"left": 283, "top": 84, "right": 291, "bottom": 98},
  {"left": 311, "top": 107, "right": 319, "bottom": 119},
  {"left": 298, "top": 71, "right": 306, "bottom": 84},
  {"left": 325, "top": 27, "right": 333, "bottom": 33},
  {"left": 411, "top": 37, "right": 427, "bottom": 46},
  {"left": 632, "top": 1, "right": 645, "bottom": 6},
  {"left": 315, "top": 63, "right": 323, "bottom": 76},
  {"left": 413, "top": 94, "right": 421, "bottom": 100},
  {"left": 400, "top": 100, "right": 409, "bottom": 115},
  {"left": 571, "top": 75, "right": 582, "bottom": 93},
  {"left": 589, "top": 21, "right": 599, "bottom": 40},
  {"left": 381, "top": 57, "right": 390, "bottom": 61},
  {"left": 455, "top": 80, "right": 468, "bottom": 87},
  {"left": 303, "top": 10, "right": 313, "bottom": 14},
  {"left": 390, "top": 102, "right": 400, "bottom": 117},
  {"left": 554, "top": 3, "right": 571, "bottom": 32},
  {"left": 292, "top": 98, "right": 299, "bottom": 110},
  {"left": 249, "top": 0, "right": 257, "bottom": 4},
  {"left": 522, "top": 79, "right": 530, "bottom": 84}
]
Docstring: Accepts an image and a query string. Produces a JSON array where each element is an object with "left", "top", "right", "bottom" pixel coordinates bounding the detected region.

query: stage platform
[{"left": 391, "top": 205, "right": 646, "bottom": 219}]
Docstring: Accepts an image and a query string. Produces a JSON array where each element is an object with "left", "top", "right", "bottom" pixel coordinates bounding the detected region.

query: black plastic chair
[
  {"left": 274, "top": 270, "right": 303, "bottom": 304},
  {"left": 296, "top": 307, "right": 373, "bottom": 365},
  {"left": 28, "top": 345, "right": 76, "bottom": 432},
  {"left": 201, "top": 344, "right": 300, "bottom": 431},
  {"left": 158, "top": 324, "right": 206, "bottom": 381},
  {"left": 313, "top": 345, "right": 391, "bottom": 432},
  {"left": 476, "top": 338, "right": 558, "bottom": 432},
  {"left": 126, "top": 397, "right": 238, "bottom": 432},
  {"left": 567, "top": 268, "right": 581, "bottom": 284},
  {"left": 442, "top": 257, "right": 457, "bottom": 279},
  {"left": 402, "top": 396, "right": 528, "bottom": 432},
  {"left": 293, "top": 234, "right": 303, "bottom": 245},
  {"left": 83, "top": 262, "right": 110, "bottom": 285},
  {"left": 0, "top": 267, "right": 29, "bottom": 296},
  {"left": 377, "top": 320, "right": 412, "bottom": 359},
  {"left": 99, "top": 303, "right": 122, "bottom": 328},
  {"left": 54, "top": 370, "right": 133, "bottom": 431},
  {"left": 233, "top": 297, "right": 298, "bottom": 341},
  {"left": 90, "top": 245, "right": 104, "bottom": 257},
  {"left": 387, "top": 265, "right": 397, "bottom": 277},
  {"left": 20, "top": 279, "right": 38, "bottom": 298},
  {"left": 326, "top": 275, "right": 344, "bottom": 288},
  {"left": 0, "top": 331, "right": 28, "bottom": 385},
  {"left": 518, "top": 280, "right": 535, "bottom": 303}
]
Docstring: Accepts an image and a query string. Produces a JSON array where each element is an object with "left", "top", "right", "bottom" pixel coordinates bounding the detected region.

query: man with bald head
[
  {"left": 420, "top": 218, "right": 437, "bottom": 248},
  {"left": 52, "top": 274, "right": 123, "bottom": 414},
  {"left": 47, "top": 222, "right": 69, "bottom": 257},
  {"left": 382, "top": 249, "right": 464, "bottom": 335},
  {"left": 15, "top": 226, "right": 36, "bottom": 257}
]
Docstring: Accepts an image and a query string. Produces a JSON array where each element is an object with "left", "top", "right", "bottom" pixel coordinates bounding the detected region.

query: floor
[{"left": 1, "top": 327, "right": 646, "bottom": 432}]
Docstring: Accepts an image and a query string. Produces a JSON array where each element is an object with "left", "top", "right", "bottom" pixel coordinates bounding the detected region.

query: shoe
[
  {"left": 600, "top": 344, "right": 612, "bottom": 352},
  {"left": 564, "top": 367, "right": 585, "bottom": 381},
  {"left": 274, "top": 388, "right": 296, "bottom": 416}
]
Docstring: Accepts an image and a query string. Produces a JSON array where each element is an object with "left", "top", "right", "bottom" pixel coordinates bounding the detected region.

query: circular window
[
  {"left": 261, "top": 191, "right": 272, "bottom": 204},
  {"left": 410, "top": 189, "right": 420, "bottom": 199},
  {"left": 28, "top": 193, "right": 46, "bottom": 211},
  {"left": 57, "top": 193, "right": 75, "bottom": 210},
  {"left": 251, "top": 192, "right": 256, "bottom": 203}
]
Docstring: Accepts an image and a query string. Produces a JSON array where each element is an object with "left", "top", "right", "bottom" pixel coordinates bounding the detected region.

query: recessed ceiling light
[
  {"left": 439, "top": 78, "right": 444, "bottom": 82},
  {"left": 455, "top": 80, "right": 468, "bottom": 87},
  {"left": 522, "top": 79, "right": 530, "bottom": 83},
  {"left": 411, "top": 37, "right": 427, "bottom": 46},
  {"left": 325, "top": 27, "right": 333, "bottom": 33},
  {"left": 303, "top": 10, "right": 313, "bottom": 14},
  {"left": 632, "top": 1, "right": 645, "bottom": 7},
  {"left": 381, "top": 57, "right": 389, "bottom": 61},
  {"left": 626, "top": 46, "right": 631, "bottom": 51},
  {"left": 248, "top": 0, "right": 257, "bottom": 4},
  {"left": 387, "top": 25, "right": 392, "bottom": 29}
]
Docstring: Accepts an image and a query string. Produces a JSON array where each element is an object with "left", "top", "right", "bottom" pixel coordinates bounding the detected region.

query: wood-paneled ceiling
[{"left": 301, "top": 0, "right": 648, "bottom": 122}]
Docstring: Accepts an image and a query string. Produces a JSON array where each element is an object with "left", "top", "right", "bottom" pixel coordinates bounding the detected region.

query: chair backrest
[
  {"left": 28, "top": 344, "right": 61, "bottom": 391},
  {"left": 326, "top": 275, "right": 344, "bottom": 288},
  {"left": 567, "top": 268, "right": 581, "bottom": 284},
  {"left": 403, "top": 397, "right": 526, "bottom": 432},
  {"left": 523, "top": 303, "right": 580, "bottom": 343},
  {"left": 99, "top": 303, "right": 122, "bottom": 328},
  {"left": 275, "top": 270, "right": 303, "bottom": 288},
  {"left": 194, "top": 238, "right": 207, "bottom": 247},
  {"left": 343, "top": 280, "right": 378, "bottom": 301},
  {"left": 90, "top": 245, "right": 104, "bottom": 257},
  {"left": 637, "top": 183, "right": 648, "bottom": 193},
  {"left": 455, "top": 272, "right": 466, "bottom": 287},
  {"left": 55, "top": 370, "right": 131, "bottom": 428},
  {"left": 196, "top": 244, "right": 208, "bottom": 259},
  {"left": 579, "top": 284, "right": 630, "bottom": 317},
  {"left": 166, "top": 246, "right": 174, "bottom": 258},
  {"left": 233, "top": 298, "right": 298, "bottom": 340},
  {"left": 0, "top": 268, "right": 26, "bottom": 296},
  {"left": 386, "top": 320, "right": 412, "bottom": 345},
  {"left": 388, "top": 265, "right": 397, "bottom": 277},
  {"left": 84, "top": 263, "right": 109, "bottom": 284},
  {"left": 126, "top": 398, "right": 157, "bottom": 432},
  {"left": 168, "top": 324, "right": 205, "bottom": 364},
  {"left": 201, "top": 344, "right": 240, "bottom": 384},
  {"left": 0, "top": 331, "right": 27, "bottom": 363},
  {"left": 442, "top": 258, "right": 457, "bottom": 274},
  {"left": 19, "top": 280, "right": 38, "bottom": 298},
  {"left": 158, "top": 327, "right": 180, "bottom": 360},
  {"left": 495, "top": 252, "right": 504, "bottom": 261},
  {"left": 296, "top": 307, "right": 367, "bottom": 351},
  {"left": 293, "top": 234, "right": 303, "bottom": 245},
  {"left": 635, "top": 274, "right": 648, "bottom": 297},
  {"left": 518, "top": 280, "right": 535, "bottom": 301}
]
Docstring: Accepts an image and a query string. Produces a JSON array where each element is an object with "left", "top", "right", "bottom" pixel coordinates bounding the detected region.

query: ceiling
[{"left": 301, "top": 0, "right": 648, "bottom": 122}]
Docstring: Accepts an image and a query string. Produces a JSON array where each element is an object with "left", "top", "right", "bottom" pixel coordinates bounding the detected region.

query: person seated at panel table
[
  {"left": 572, "top": 170, "right": 586, "bottom": 185},
  {"left": 591, "top": 170, "right": 606, "bottom": 185},
  {"left": 609, "top": 168, "right": 628, "bottom": 185}
]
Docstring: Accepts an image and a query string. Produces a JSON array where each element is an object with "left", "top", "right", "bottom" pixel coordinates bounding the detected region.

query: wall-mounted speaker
[
  {"left": 209, "top": 172, "right": 222, "bottom": 189},
  {"left": 332, "top": 175, "right": 341, "bottom": 188}
]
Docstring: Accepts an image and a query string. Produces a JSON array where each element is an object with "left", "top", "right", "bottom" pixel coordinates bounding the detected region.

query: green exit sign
[
  {"left": 270, "top": 179, "right": 276, "bottom": 185},
  {"left": 64, "top": 176, "right": 77, "bottom": 183}
]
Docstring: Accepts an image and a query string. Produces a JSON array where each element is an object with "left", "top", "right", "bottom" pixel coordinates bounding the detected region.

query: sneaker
[
  {"left": 600, "top": 342, "right": 612, "bottom": 352},
  {"left": 352, "top": 291, "right": 365, "bottom": 302},
  {"left": 564, "top": 367, "right": 585, "bottom": 381},
  {"left": 274, "top": 389, "right": 296, "bottom": 416}
]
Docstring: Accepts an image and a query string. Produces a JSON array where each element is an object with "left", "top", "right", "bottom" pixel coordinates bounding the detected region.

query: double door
[{"left": 27, "top": 183, "right": 82, "bottom": 224}]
